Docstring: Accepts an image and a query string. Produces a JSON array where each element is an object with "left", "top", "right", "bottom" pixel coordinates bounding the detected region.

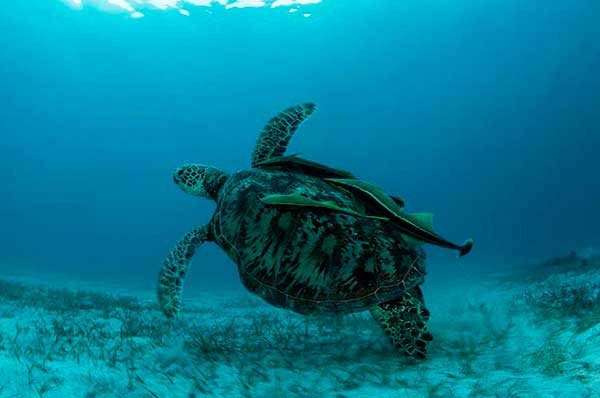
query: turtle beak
[{"left": 173, "top": 167, "right": 184, "bottom": 184}]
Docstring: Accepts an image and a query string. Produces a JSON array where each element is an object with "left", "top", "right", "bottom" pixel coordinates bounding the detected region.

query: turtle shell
[{"left": 211, "top": 168, "right": 426, "bottom": 315}]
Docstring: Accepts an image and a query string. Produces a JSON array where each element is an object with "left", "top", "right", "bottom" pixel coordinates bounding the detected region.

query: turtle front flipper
[
  {"left": 158, "top": 225, "right": 212, "bottom": 318},
  {"left": 370, "top": 287, "right": 433, "bottom": 359},
  {"left": 251, "top": 103, "right": 316, "bottom": 167}
]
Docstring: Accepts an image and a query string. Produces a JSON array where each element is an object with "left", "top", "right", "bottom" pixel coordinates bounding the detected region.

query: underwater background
[{"left": 1, "top": 1, "right": 600, "bottom": 397}]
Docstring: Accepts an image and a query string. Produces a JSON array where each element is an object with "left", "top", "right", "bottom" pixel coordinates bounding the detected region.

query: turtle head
[{"left": 173, "top": 164, "right": 228, "bottom": 201}]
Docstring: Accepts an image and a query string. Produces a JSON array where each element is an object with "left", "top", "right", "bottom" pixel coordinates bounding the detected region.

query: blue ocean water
[
  {"left": 0, "top": 1, "right": 600, "bottom": 397},
  {"left": 1, "top": 0, "right": 599, "bottom": 287}
]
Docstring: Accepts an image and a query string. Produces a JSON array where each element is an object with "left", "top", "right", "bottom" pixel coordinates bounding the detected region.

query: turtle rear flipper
[
  {"left": 158, "top": 225, "right": 212, "bottom": 318},
  {"left": 370, "top": 287, "right": 433, "bottom": 359}
]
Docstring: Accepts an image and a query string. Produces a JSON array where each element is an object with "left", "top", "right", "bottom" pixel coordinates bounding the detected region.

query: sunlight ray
[{"left": 62, "top": 0, "right": 322, "bottom": 17}]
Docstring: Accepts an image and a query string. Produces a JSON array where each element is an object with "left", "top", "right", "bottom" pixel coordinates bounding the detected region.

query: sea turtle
[{"left": 158, "top": 103, "right": 473, "bottom": 359}]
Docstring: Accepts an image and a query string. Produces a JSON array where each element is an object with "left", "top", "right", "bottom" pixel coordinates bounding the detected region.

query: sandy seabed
[{"left": 1, "top": 252, "right": 600, "bottom": 398}]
